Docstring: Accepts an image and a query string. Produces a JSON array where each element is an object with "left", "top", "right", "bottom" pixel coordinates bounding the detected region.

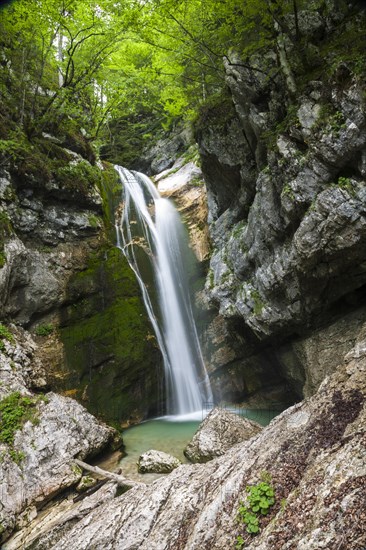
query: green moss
[
  {"left": 207, "top": 268, "right": 215, "bottom": 290},
  {"left": 0, "top": 323, "right": 14, "bottom": 352},
  {"left": 231, "top": 220, "right": 246, "bottom": 240},
  {"left": 0, "top": 392, "right": 46, "bottom": 462},
  {"left": 251, "top": 289, "right": 265, "bottom": 315},
  {"left": 97, "top": 163, "right": 121, "bottom": 232},
  {"left": 194, "top": 89, "right": 236, "bottom": 134},
  {"left": 54, "top": 160, "right": 101, "bottom": 198},
  {"left": 0, "top": 210, "right": 13, "bottom": 269},
  {"left": 60, "top": 245, "right": 161, "bottom": 422}
]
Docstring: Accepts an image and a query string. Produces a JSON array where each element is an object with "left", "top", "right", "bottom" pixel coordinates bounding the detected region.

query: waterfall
[{"left": 114, "top": 165, "right": 212, "bottom": 416}]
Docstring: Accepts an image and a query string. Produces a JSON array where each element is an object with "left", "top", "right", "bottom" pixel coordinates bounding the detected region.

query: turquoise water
[
  {"left": 118, "top": 418, "right": 201, "bottom": 482},
  {"left": 116, "top": 409, "right": 281, "bottom": 483}
]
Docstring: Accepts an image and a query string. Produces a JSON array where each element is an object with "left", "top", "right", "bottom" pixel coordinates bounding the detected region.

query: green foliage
[
  {"left": 236, "top": 476, "right": 275, "bottom": 546},
  {"left": 336, "top": 176, "right": 355, "bottom": 196},
  {"left": 0, "top": 323, "right": 14, "bottom": 351},
  {"left": 282, "top": 183, "right": 295, "bottom": 200},
  {"left": 338, "top": 176, "right": 351, "bottom": 188},
  {"left": 0, "top": 392, "right": 47, "bottom": 463},
  {"left": 0, "top": 0, "right": 363, "bottom": 167},
  {"left": 9, "top": 449, "right": 26, "bottom": 465},
  {"left": 55, "top": 161, "right": 101, "bottom": 196},
  {"left": 34, "top": 324, "right": 54, "bottom": 337}
]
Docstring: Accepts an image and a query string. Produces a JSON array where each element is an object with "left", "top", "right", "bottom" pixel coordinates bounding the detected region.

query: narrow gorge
[{"left": 0, "top": 0, "right": 365, "bottom": 548}]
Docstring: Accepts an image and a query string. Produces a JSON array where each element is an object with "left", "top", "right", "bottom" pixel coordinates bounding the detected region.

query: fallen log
[{"left": 73, "top": 458, "right": 145, "bottom": 490}]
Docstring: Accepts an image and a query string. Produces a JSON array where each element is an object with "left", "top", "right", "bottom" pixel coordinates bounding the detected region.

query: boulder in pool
[
  {"left": 137, "top": 449, "right": 181, "bottom": 474},
  {"left": 184, "top": 407, "right": 263, "bottom": 463}
]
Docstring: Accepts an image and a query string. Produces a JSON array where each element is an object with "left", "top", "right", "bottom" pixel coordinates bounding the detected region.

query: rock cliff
[
  {"left": 0, "top": 133, "right": 162, "bottom": 424},
  {"left": 195, "top": 2, "right": 366, "bottom": 403}
]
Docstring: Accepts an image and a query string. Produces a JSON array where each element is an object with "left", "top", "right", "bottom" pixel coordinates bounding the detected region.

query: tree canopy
[{"left": 0, "top": 0, "right": 360, "bottom": 162}]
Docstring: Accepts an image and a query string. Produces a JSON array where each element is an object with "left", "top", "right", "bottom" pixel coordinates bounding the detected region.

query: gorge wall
[
  {"left": 190, "top": 2, "right": 366, "bottom": 405},
  {"left": 0, "top": 133, "right": 162, "bottom": 425}
]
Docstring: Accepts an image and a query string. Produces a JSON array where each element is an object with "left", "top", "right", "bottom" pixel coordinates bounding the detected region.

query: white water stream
[{"left": 114, "top": 166, "right": 212, "bottom": 415}]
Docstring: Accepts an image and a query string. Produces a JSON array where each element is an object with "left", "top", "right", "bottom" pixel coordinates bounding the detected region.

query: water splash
[{"left": 115, "top": 166, "right": 212, "bottom": 415}]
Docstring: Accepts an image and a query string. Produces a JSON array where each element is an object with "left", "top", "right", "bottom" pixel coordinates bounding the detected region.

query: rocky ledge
[{"left": 6, "top": 333, "right": 365, "bottom": 549}]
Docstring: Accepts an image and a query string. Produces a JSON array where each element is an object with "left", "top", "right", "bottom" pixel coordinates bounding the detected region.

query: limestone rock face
[
  {"left": 10, "top": 337, "right": 365, "bottom": 549},
  {"left": 0, "top": 390, "right": 116, "bottom": 539},
  {"left": 184, "top": 407, "right": 262, "bottom": 463},
  {"left": 156, "top": 156, "right": 210, "bottom": 262},
  {"left": 195, "top": 5, "right": 366, "bottom": 400},
  {"left": 3, "top": 481, "right": 118, "bottom": 550},
  {"left": 0, "top": 137, "right": 163, "bottom": 424},
  {"left": 137, "top": 450, "right": 181, "bottom": 474}
]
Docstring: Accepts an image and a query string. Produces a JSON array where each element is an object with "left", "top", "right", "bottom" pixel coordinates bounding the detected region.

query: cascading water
[{"left": 114, "top": 165, "right": 212, "bottom": 416}]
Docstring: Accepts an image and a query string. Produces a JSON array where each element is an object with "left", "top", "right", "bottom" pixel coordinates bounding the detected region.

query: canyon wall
[{"left": 192, "top": 2, "right": 366, "bottom": 404}]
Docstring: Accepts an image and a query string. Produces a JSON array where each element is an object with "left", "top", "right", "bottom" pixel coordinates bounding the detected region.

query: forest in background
[{"left": 1, "top": 0, "right": 353, "bottom": 166}]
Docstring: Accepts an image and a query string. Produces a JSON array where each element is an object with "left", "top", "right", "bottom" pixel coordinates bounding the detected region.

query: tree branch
[{"left": 73, "top": 458, "right": 145, "bottom": 490}]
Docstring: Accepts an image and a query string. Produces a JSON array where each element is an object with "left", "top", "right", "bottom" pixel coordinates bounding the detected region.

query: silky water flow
[{"left": 114, "top": 166, "right": 212, "bottom": 416}]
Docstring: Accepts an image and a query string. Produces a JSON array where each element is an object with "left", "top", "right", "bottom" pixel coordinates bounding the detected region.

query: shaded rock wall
[{"left": 196, "top": 3, "right": 366, "bottom": 401}]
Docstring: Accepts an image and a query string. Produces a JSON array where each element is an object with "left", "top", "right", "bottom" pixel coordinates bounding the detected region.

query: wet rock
[
  {"left": 184, "top": 407, "right": 263, "bottom": 463},
  {"left": 137, "top": 450, "right": 181, "bottom": 474},
  {"left": 157, "top": 158, "right": 210, "bottom": 262}
]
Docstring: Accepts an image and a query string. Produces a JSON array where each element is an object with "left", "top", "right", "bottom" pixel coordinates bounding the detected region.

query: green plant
[
  {"left": 281, "top": 183, "right": 295, "bottom": 200},
  {"left": 88, "top": 214, "right": 101, "bottom": 229},
  {"left": 34, "top": 324, "right": 54, "bottom": 337},
  {"left": 235, "top": 534, "right": 246, "bottom": 549},
  {"left": 0, "top": 251, "right": 6, "bottom": 268},
  {"left": 0, "top": 323, "right": 14, "bottom": 351},
  {"left": 9, "top": 449, "right": 25, "bottom": 465},
  {"left": 337, "top": 176, "right": 351, "bottom": 188},
  {"left": 207, "top": 268, "right": 214, "bottom": 290},
  {"left": 236, "top": 477, "right": 276, "bottom": 547},
  {"left": 0, "top": 391, "right": 46, "bottom": 463},
  {"left": 251, "top": 289, "right": 265, "bottom": 316},
  {"left": 335, "top": 176, "right": 355, "bottom": 196}
]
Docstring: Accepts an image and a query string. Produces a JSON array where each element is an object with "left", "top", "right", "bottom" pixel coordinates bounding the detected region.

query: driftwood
[{"left": 73, "top": 458, "right": 145, "bottom": 490}]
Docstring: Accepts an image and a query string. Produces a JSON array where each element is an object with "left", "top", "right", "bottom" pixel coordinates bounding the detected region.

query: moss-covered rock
[{"left": 59, "top": 245, "right": 163, "bottom": 424}]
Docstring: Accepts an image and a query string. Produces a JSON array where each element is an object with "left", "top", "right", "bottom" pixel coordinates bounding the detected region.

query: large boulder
[
  {"left": 0, "top": 392, "right": 117, "bottom": 540},
  {"left": 137, "top": 450, "right": 181, "bottom": 474},
  {"left": 184, "top": 407, "right": 263, "bottom": 463},
  {"left": 0, "top": 328, "right": 119, "bottom": 542}
]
